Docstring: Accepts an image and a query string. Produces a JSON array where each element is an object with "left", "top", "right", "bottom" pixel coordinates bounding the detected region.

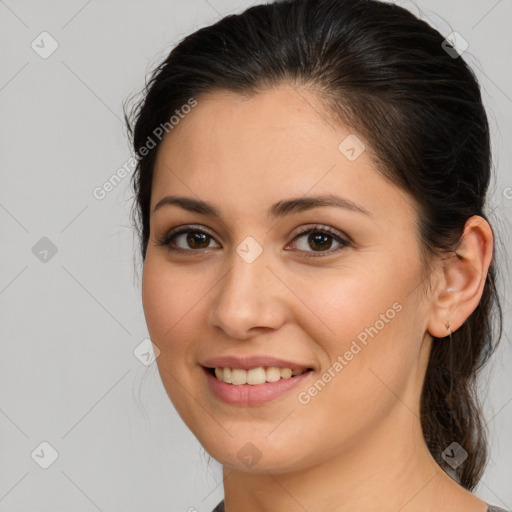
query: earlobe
[{"left": 426, "top": 215, "right": 494, "bottom": 339}]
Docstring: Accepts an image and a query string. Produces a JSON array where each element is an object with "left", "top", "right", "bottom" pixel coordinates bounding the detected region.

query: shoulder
[
  {"left": 486, "top": 504, "right": 511, "bottom": 512},
  {"left": 211, "top": 501, "right": 224, "bottom": 512},
  {"left": 211, "top": 500, "right": 511, "bottom": 512}
]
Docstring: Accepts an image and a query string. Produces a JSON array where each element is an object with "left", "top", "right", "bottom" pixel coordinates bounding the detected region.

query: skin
[{"left": 141, "top": 84, "right": 494, "bottom": 512}]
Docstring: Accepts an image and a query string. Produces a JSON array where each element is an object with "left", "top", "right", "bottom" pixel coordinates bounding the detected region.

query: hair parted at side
[{"left": 125, "top": 0, "right": 503, "bottom": 490}]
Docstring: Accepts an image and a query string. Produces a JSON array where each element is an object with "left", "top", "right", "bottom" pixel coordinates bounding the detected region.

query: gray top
[{"left": 213, "top": 500, "right": 510, "bottom": 511}]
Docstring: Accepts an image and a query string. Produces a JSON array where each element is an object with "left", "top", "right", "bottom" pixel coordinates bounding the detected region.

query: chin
[{"left": 199, "top": 434, "right": 312, "bottom": 474}]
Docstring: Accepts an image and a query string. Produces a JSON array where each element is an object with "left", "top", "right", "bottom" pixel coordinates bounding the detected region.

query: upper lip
[{"left": 201, "top": 355, "right": 314, "bottom": 371}]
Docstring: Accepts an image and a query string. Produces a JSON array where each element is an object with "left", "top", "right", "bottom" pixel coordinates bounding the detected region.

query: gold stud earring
[{"left": 445, "top": 320, "right": 451, "bottom": 336}]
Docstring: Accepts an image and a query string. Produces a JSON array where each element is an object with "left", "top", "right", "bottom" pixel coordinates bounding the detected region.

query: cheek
[
  {"left": 142, "top": 257, "right": 199, "bottom": 339},
  {"left": 293, "top": 258, "right": 420, "bottom": 403},
  {"left": 141, "top": 258, "right": 202, "bottom": 378},
  {"left": 296, "top": 263, "right": 406, "bottom": 350},
  {"left": 141, "top": 258, "right": 206, "bottom": 419}
]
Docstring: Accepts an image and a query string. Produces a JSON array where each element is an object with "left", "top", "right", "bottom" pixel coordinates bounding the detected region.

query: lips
[
  {"left": 201, "top": 355, "right": 314, "bottom": 372},
  {"left": 210, "top": 366, "right": 310, "bottom": 385},
  {"left": 201, "top": 355, "right": 315, "bottom": 405},
  {"left": 201, "top": 356, "right": 314, "bottom": 385},
  {"left": 203, "top": 365, "right": 314, "bottom": 406}
]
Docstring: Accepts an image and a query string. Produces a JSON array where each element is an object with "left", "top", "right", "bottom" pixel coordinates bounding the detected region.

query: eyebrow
[{"left": 152, "top": 193, "right": 372, "bottom": 219}]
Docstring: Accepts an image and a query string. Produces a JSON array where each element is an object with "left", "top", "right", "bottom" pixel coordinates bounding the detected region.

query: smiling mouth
[{"left": 205, "top": 366, "right": 314, "bottom": 385}]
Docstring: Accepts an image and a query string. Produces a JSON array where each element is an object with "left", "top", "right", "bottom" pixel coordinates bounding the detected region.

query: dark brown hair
[{"left": 125, "top": 0, "right": 503, "bottom": 490}]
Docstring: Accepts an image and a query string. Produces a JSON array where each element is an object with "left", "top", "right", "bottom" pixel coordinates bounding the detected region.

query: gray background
[{"left": 0, "top": 0, "right": 510, "bottom": 511}]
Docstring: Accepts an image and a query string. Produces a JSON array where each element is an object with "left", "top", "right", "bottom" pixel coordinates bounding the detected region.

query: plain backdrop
[{"left": 0, "top": 1, "right": 511, "bottom": 511}]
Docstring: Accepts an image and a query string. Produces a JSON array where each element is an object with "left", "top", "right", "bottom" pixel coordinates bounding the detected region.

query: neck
[{"left": 221, "top": 405, "right": 486, "bottom": 512}]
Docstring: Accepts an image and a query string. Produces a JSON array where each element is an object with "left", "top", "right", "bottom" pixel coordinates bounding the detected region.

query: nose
[{"left": 207, "top": 248, "right": 288, "bottom": 340}]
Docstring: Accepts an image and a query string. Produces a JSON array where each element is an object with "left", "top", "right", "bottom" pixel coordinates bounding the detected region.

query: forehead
[
  {"left": 151, "top": 84, "right": 416, "bottom": 222},
  {"left": 154, "top": 84, "right": 337, "bottom": 169}
]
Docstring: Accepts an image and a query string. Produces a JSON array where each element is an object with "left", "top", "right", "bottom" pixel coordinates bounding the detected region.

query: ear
[{"left": 427, "top": 215, "right": 494, "bottom": 338}]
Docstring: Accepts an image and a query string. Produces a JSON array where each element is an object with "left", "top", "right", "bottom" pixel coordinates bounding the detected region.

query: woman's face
[{"left": 142, "top": 84, "right": 435, "bottom": 472}]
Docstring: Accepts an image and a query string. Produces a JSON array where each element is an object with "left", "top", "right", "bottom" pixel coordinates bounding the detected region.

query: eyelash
[{"left": 155, "top": 224, "right": 350, "bottom": 259}]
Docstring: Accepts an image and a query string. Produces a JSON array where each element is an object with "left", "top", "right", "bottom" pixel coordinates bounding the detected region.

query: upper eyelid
[
  {"left": 164, "top": 223, "right": 345, "bottom": 237},
  {"left": 166, "top": 224, "right": 218, "bottom": 241}
]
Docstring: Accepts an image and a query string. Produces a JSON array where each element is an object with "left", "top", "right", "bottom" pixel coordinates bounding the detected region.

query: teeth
[
  {"left": 247, "top": 367, "right": 266, "bottom": 385},
  {"left": 266, "top": 367, "right": 281, "bottom": 382},
  {"left": 212, "top": 366, "right": 307, "bottom": 385},
  {"left": 231, "top": 368, "right": 247, "bottom": 385},
  {"left": 280, "top": 368, "right": 292, "bottom": 379}
]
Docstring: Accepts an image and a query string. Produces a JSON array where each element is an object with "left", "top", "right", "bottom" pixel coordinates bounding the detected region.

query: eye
[
  {"left": 155, "top": 225, "right": 220, "bottom": 253},
  {"left": 286, "top": 225, "right": 350, "bottom": 258},
  {"left": 155, "top": 223, "right": 350, "bottom": 258}
]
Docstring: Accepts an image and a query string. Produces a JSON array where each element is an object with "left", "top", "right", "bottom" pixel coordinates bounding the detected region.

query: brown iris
[
  {"left": 308, "top": 232, "right": 333, "bottom": 251},
  {"left": 187, "top": 232, "right": 210, "bottom": 249}
]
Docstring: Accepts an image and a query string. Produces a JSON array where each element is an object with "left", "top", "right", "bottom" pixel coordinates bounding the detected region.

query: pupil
[{"left": 309, "top": 232, "right": 331, "bottom": 251}]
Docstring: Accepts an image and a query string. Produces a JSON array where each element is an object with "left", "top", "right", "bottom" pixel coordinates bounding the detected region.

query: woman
[{"left": 125, "top": 0, "right": 509, "bottom": 510}]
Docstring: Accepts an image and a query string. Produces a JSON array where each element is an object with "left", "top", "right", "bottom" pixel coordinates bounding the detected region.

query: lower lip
[{"left": 203, "top": 367, "right": 313, "bottom": 406}]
